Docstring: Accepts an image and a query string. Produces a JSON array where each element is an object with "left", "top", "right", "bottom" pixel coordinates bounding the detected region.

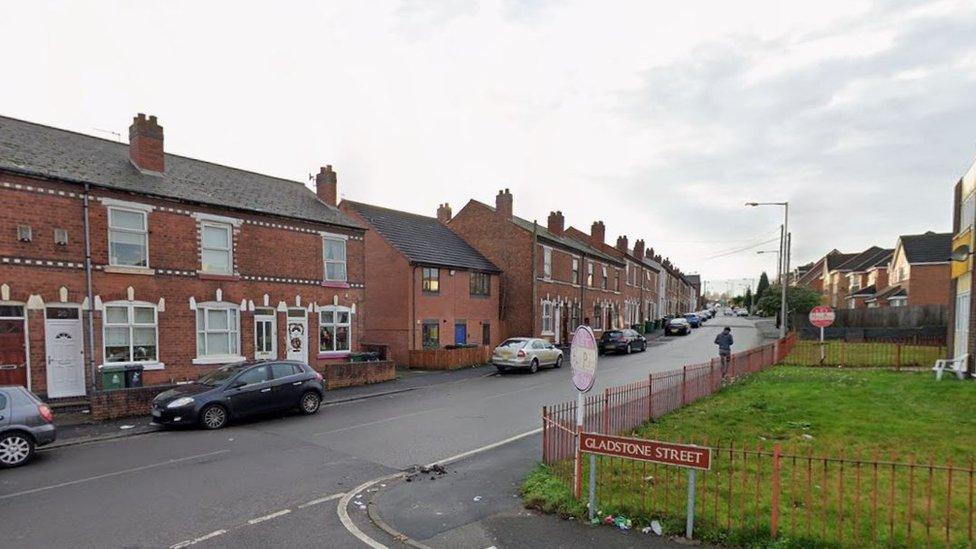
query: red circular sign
[{"left": 808, "top": 306, "right": 835, "bottom": 328}]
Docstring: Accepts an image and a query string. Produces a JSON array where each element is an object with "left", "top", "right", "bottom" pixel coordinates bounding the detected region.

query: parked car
[
  {"left": 0, "top": 386, "right": 56, "bottom": 468},
  {"left": 491, "top": 338, "right": 563, "bottom": 374},
  {"left": 737, "top": 308, "right": 749, "bottom": 317},
  {"left": 683, "top": 313, "right": 702, "bottom": 328},
  {"left": 151, "top": 360, "right": 325, "bottom": 430},
  {"left": 665, "top": 317, "right": 692, "bottom": 336},
  {"left": 599, "top": 329, "right": 647, "bottom": 354}
]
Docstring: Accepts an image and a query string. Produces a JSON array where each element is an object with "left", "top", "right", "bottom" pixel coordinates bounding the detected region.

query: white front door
[
  {"left": 45, "top": 307, "right": 85, "bottom": 398},
  {"left": 254, "top": 313, "right": 277, "bottom": 360},
  {"left": 286, "top": 312, "right": 307, "bottom": 362}
]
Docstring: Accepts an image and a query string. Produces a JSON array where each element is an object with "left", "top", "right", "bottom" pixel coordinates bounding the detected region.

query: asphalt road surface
[{"left": 0, "top": 316, "right": 761, "bottom": 548}]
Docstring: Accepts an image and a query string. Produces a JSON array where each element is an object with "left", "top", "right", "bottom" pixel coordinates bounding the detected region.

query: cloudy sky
[{"left": 2, "top": 1, "right": 975, "bottom": 293}]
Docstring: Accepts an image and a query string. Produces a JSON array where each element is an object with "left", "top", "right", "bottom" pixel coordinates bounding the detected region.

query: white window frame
[
  {"left": 543, "top": 247, "right": 552, "bottom": 280},
  {"left": 572, "top": 258, "right": 580, "bottom": 284},
  {"left": 322, "top": 233, "right": 348, "bottom": 282},
  {"left": 102, "top": 301, "right": 162, "bottom": 370},
  {"left": 319, "top": 305, "right": 352, "bottom": 353},
  {"left": 107, "top": 207, "right": 149, "bottom": 267},
  {"left": 193, "top": 302, "right": 243, "bottom": 365},
  {"left": 254, "top": 307, "right": 277, "bottom": 360},
  {"left": 541, "top": 300, "right": 554, "bottom": 334},
  {"left": 602, "top": 264, "right": 609, "bottom": 289},
  {"left": 587, "top": 263, "right": 594, "bottom": 286},
  {"left": 200, "top": 221, "right": 234, "bottom": 275}
]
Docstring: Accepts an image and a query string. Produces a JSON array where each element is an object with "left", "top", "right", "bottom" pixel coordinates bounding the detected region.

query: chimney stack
[
  {"left": 128, "top": 113, "right": 164, "bottom": 174},
  {"left": 547, "top": 211, "right": 565, "bottom": 235},
  {"left": 316, "top": 165, "right": 338, "bottom": 206},
  {"left": 634, "top": 239, "right": 645, "bottom": 260},
  {"left": 495, "top": 189, "right": 513, "bottom": 219},
  {"left": 437, "top": 203, "right": 452, "bottom": 224},
  {"left": 591, "top": 221, "right": 605, "bottom": 244},
  {"left": 616, "top": 235, "right": 629, "bottom": 253}
]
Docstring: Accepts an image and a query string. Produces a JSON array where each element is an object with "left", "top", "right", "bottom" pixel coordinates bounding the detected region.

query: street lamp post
[
  {"left": 746, "top": 202, "right": 790, "bottom": 337},
  {"left": 756, "top": 249, "right": 781, "bottom": 281}
]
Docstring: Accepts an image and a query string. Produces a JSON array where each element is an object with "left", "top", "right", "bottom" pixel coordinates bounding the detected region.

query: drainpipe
[
  {"left": 580, "top": 252, "right": 586, "bottom": 326},
  {"left": 531, "top": 222, "right": 538, "bottom": 337},
  {"left": 411, "top": 265, "right": 416, "bottom": 351},
  {"left": 82, "top": 184, "right": 97, "bottom": 392}
]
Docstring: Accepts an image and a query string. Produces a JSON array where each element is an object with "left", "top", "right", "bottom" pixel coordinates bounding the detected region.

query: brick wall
[
  {"left": 908, "top": 264, "right": 950, "bottom": 307},
  {"left": 0, "top": 171, "right": 366, "bottom": 399},
  {"left": 313, "top": 359, "right": 396, "bottom": 389},
  {"left": 90, "top": 385, "right": 175, "bottom": 421}
]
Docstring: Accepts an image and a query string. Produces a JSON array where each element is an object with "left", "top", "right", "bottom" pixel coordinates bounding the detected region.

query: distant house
[
  {"left": 843, "top": 248, "right": 893, "bottom": 309},
  {"left": 865, "top": 232, "right": 951, "bottom": 308},
  {"left": 339, "top": 201, "right": 501, "bottom": 364},
  {"left": 823, "top": 246, "right": 887, "bottom": 308}
]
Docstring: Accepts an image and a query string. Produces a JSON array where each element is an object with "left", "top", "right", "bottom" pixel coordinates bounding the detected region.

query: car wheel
[
  {"left": 625, "top": 343, "right": 632, "bottom": 354},
  {"left": 641, "top": 343, "right": 647, "bottom": 352},
  {"left": 555, "top": 355, "right": 563, "bottom": 368},
  {"left": 199, "top": 404, "right": 229, "bottom": 430},
  {"left": 300, "top": 391, "right": 321, "bottom": 415},
  {"left": 529, "top": 359, "right": 539, "bottom": 374},
  {"left": 0, "top": 432, "right": 34, "bottom": 468}
]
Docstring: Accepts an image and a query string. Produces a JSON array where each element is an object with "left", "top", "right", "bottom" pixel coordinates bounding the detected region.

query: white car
[{"left": 491, "top": 338, "right": 563, "bottom": 374}]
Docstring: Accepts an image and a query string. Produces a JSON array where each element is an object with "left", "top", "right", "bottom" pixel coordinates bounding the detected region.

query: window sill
[
  {"left": 321, "top": 281, "right": 350, "bottom": 289},
  {"left": 317, "top": 351, "right": 351, "bottom": 359},
  {"left": 192, "top": 355, "right": 246, "bottom": 365},
  {"left": 198, "top": 272, "right": 240, "bottom": 281},
  {"left": 98, "top": 361, "right": 165, "bottom": 371},
  {"left": 104, "top": 265, "right": 155, "bottom": 276}
]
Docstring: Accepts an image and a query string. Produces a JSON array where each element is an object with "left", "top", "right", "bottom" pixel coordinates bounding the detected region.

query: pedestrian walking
[{"left": 715, "top": 327, "right": 733, "bottom": 378}]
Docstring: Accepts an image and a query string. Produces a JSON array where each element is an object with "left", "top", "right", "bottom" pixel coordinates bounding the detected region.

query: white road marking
[
  {"left": 170, "top": 529, "right": 227, "bottom": 549},
  {"left": 0, "top": 449, "right": 230, "bottom": 501},
  {"left": 428, "top": 427, "right": 542, "bottom": 467},
  {"left": 247, "top": 509, "right": 292, "bottom": 525},
  {"left": 298, "top": 492, "right": 345, "bottom": 508},
  {"left": 314, "top": 407, "right": 448, "bottom": 436},
  {"left": 338, "top": 473, "right": 406, "bottom": 549}
]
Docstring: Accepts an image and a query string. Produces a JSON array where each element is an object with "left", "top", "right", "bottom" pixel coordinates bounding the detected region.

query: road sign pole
[
  {"left": 574, "top": 391, "right": 584, "bottom": 499},
  {"left": 686, "top": 469, "right": 697, "bottom": 539},
  {"left": 819, "top": 325, "right": 825, "bottom": 363}
]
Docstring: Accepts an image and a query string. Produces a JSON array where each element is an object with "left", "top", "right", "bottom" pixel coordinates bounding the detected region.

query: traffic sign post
[
  {"left": 569, "top": 325, "right": 598, "bottom": 507},
  {"left": 809, "top": 306, "right": 835, "bottom": 363}
]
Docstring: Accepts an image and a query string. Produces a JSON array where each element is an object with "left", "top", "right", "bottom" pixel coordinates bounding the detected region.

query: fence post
[
  {"left": 771, "top": 443, "right": 782, "bottom": 538},
  {"left": 895, "top": 344, "right": 902, "bottom": 371},
  {"left": 647, "top": 374, "right": 653, "bottom": 421},
  {"left": 681, "top": 366, "right": 687, "bottom": 406},
  {"left": 542, "top": 405, "right": 548, "bottom": 463},
  {"left": 603, "top": 388, "right": 610, "bottom": 434}
]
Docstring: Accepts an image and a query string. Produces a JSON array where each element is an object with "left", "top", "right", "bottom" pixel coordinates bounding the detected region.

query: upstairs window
[
  {"left": 470, "top": 272, "right": 490, "bottom": 296},
  {"left": 602, "top": 265, "right": 609, "bottom": 289},
  {"left": 108, "top": 208, "right": 148, "bottom": 267},
  {"left": 587, "top": 263, "right": 594, "bottom": 287},
  {"left": 323, "top": 236, "right": 348, "bottom": 282},
  {"left": 962, "top": 190, "right": 976, "bottom": 231},
  {"left": 543, "top": 247, "right": 552, "bottom": 279},
  {"left": 201, "top": 222, "right": 233, "bottom": 274},
  {"left": 572, "top": 258, "right": 580, "bottom": 284},
  {"left": 422, "top": 267, "right": 440, "bottom": 293}
]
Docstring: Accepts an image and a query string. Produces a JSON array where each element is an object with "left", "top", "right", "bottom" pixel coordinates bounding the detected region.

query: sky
[{"left": 2, "top": 1, "right": 975, "bottom": 295}]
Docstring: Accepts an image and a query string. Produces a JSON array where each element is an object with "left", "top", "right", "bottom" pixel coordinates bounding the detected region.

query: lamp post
[
  {"left": 756, "top": 250, "right": 781, "bottom": 281},
  {"left": 746, "top": 202, "right": 789, "bottom": 337}
]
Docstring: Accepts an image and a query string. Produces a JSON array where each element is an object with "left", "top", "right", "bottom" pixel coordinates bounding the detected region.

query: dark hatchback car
[
  {"left": 599, "top": 329, "right": 647, "bottom": 354},
  {"left": 152, "top": 361, "right": 324, "bottom": 430},
  {"left": 0, "top": 386, "right": 56, "bottom": 468},
  {"left": 665, "top": 317, "right": 691, "bottom": 336}
]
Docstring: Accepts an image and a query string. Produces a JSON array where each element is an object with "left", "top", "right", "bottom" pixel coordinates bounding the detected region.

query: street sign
[
  {"left": 579, "top": 432, "right": 712, "bottom": 470},
  {"left": 808, "top": 306, "right": 835, "bottom": 328},
  {"left": 570, "top": 325, "right": 598, "bottom": 393}
]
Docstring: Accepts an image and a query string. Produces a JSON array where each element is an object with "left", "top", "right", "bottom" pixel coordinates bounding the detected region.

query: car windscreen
[
  {"left": 669, "top": 319, "right": 688, "bottom": 325},
  {"left": 603, "top": 331, "right": 623, "bottom": 339},
  {"left": 498, "top": 339, "right": 527, "bottom": 348},
  {"left": 197, "top": 366, "right": 240, "bottom": 386}
]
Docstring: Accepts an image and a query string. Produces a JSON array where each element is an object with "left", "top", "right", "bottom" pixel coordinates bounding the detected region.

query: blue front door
[{"left": 454, "top": 323, "right": 467, "bottom": 345}]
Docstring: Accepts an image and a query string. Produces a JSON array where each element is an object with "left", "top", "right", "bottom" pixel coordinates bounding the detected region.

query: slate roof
[
  {"left": 849, "top": 284, "right": 876, "bottom": 298},
  {"left": 344, "top": 201, "right": 500, "bottom": 272},
  {"left": 0, "top": 115, "right": 360, "bottom": 229},
  {"left": 641, "top": 258, "right": 662, "bottom": 273},
  {"left": 470, "top": 200, "right": 622, "bottom": 265},
  {"left": 826, "top": 251, "right": 858, "bottom": 270},
  {"left": 835, "top": 246, "right": 886, "bottom": 272},
  {"left": 900, "top": 231, "right": 952, "bottom": 264},
  {"left": 685, "top": 274, "right": 701, "bottom": 287}
]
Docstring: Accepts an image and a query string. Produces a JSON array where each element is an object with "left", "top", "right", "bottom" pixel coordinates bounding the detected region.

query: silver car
[
  {"left": 0, "top": 386, "right": 56, "bottom": 468},
  {"left": 491, "top": 338, "right": 563, "bottom": 374}
]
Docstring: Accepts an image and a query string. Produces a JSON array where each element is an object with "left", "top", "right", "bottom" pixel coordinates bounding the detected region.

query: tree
[
  {"left": 756, "top": 284, "right": 822, "bottom": 321},
  {"left": 756, "top": 272, "right": 770, "bottom": 301},
  {"left": 744, "top": 287, "right": 753, "bottom": 312}
]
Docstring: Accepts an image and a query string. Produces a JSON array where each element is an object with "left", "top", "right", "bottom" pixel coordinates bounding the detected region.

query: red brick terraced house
[
  {"left": 0, "top": 113, "right": 366, "bottom": 403},
  {"left": 339, "top": 200, "right": 501, "bottom": 364},
  {"left": 565, "top": 226, "right": 661, "bottom": 330},
  {"left": 448, "top": 190, "right": 626, "bottom": 345},
  {"left": 865, "top": 232, "right": 951, "bottom": 309}
]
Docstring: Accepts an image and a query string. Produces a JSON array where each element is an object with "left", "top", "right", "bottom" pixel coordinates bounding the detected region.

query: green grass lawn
[{"left": 524, "top": 367, "right": 976, "bottom": 548}]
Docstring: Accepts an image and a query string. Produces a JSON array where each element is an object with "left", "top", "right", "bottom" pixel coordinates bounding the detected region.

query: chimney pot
[
  {"left": 591, "top": 221, "right": 606, "bottom": 245},
  {"left": 437, "top": 202, "right": 453, "bottom": 224},
  {"left": 634, "top": 239, "right": 645, "bottom": 260},
  {"left": 495, "top": 189, "right": 513, "bottom": 220},
  {"left": 128, "top": 113, "right": 165, "bottom": 174},
  {"left": 616, "top": 235, "right": 629, "bottom": 253},
  {"left": 547, "top": 210, "right": 565, "bottom": 235},
  {"left": 315, "top": 165, "right": 338, "bottom": 206}
]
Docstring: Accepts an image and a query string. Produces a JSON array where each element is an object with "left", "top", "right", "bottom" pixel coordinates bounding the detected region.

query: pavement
[{"left": 0, "top": 317, "right": 759, "bottom": 548}]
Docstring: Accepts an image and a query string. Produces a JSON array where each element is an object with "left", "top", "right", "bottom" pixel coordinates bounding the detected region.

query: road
[{"left": 0, "top": 316, "right": 761, "bottom": 548}]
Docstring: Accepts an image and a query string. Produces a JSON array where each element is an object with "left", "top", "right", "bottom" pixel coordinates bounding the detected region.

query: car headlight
[{"left": 166, "top": 396, "right": 195, "bottom": 409}]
